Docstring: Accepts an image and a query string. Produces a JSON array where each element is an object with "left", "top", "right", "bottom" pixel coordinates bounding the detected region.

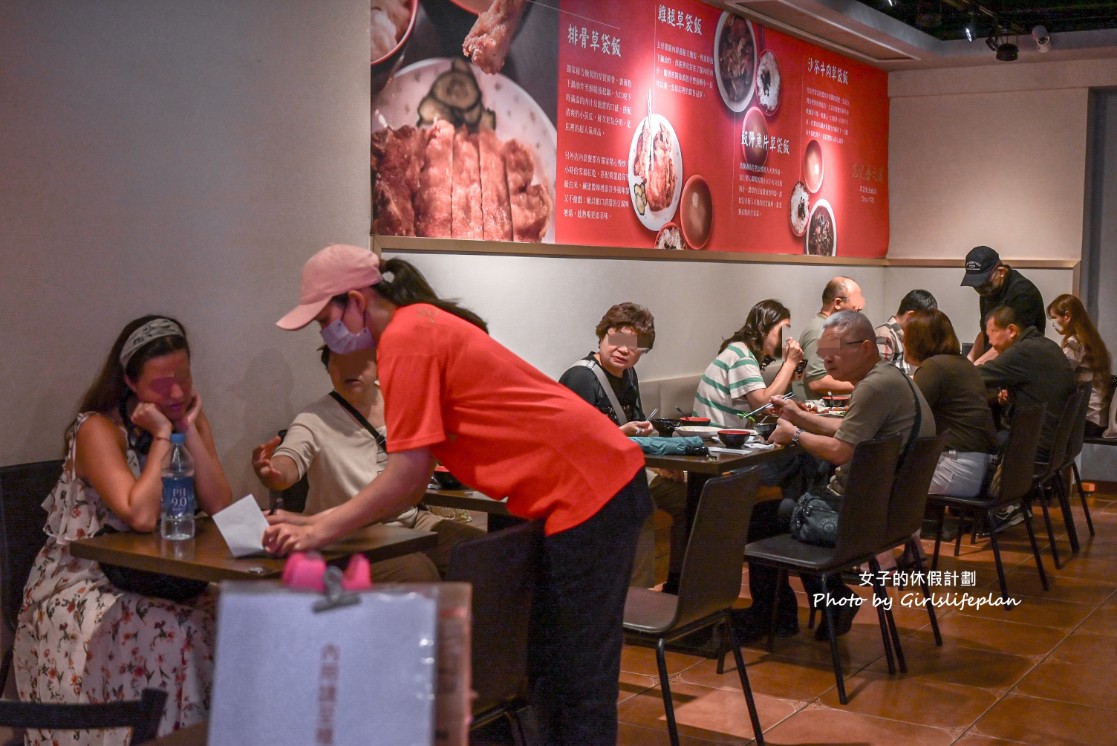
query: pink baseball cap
[{"left": 276, "top": 244, "right": 382, "bottom": 330}]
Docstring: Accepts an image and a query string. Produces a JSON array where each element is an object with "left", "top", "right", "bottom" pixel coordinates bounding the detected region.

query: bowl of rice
[
  {"left": 755, "top": 50, "right": 781, "bottom": 115},
  {"left": 371, "top": 0, "right": 419, "bottom": 97}
]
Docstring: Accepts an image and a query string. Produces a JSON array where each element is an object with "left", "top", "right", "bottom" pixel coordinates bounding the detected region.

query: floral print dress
[{"left": 14, "top": 413, "right": 216, "bottom": 745}]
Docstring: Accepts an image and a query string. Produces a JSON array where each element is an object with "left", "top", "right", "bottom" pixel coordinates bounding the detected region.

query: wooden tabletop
[
  {"left": 644, "top": 445, "right": 783, "bottom": 474},
  {"left": 424, "top": 488, "right": 511, "bottom": 516},
  {"left": 69, "top": 517, "right": 438, "bottom": 584}
]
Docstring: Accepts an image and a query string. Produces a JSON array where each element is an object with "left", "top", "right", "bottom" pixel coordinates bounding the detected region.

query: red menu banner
[{"left": 371, "top": 0, "right": 888, "bottom": 258}]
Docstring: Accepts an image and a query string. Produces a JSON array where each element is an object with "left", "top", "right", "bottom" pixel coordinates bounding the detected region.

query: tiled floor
[{"left": 617, "top": 483, "right": 1117, "bottom": 745}]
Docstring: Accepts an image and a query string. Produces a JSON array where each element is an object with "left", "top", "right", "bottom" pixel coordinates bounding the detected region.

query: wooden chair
[
  {"left": 0, "top": 688, "right": 166, "bottom": 745},
  {"left": 0, "top": 460, "right": 63, "bottom": 692},
  {"left": 745, "top": 436, "right": 902, "bottom": 705},
  {"left": 623, "top": 468, "right": 765, "bottom": 746},
  {"left": 929, "top": 405, "right": 1048, "bottom": 602},
  {"left": 445, "top": 519, "right": 543, "bottom": 744}
]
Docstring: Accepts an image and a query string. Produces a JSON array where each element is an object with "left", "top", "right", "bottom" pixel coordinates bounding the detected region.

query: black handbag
[
  {"left": 788, "top": 487, "right": 842, "bottom": 546},
  {"left": 93, "top": 526, "right": 209, "bottom": 603}
]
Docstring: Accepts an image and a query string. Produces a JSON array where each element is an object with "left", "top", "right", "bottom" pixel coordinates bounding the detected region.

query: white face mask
[{"left": 319, "top": 301, "right": 374, "bottom": 355}]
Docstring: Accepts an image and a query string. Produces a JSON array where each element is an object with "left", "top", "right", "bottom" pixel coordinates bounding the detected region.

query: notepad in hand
[{"left": 212, "top": 495, "right": 269, "bottom": 557}]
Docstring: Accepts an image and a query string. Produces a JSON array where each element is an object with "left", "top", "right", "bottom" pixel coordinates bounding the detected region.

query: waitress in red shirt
[{"left": 265, "top": 244, "right": 651, "bottom": 744}]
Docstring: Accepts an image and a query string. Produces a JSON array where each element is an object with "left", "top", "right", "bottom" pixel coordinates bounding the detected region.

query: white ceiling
[{"left": 710, "top": 0, "right": 1117, "bottom": 69}]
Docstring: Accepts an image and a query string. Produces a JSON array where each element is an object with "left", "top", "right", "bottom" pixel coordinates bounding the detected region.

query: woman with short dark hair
[{"left": 558, "top": 302, "right": 687, "bottom": 590}]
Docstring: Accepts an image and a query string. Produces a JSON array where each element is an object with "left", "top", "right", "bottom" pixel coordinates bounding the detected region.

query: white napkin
[
  {"left": 212, "top": 495, "right": 269, "bottom": 557},
  {"left": 707, "top": 443, "right": 776, "bottom": 455}
]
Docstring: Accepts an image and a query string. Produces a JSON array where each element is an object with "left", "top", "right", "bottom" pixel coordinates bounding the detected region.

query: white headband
[{"left": 119, "top": 318, "right": 185, "bottom": 369}]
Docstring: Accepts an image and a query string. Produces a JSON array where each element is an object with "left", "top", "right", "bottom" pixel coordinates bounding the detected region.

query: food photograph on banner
[{"left": 370, "top": 0, "right": 889, "bottom": 258}]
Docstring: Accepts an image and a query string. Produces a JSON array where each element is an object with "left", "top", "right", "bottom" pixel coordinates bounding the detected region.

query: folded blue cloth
[{"left": 628, "top": 435, "right": 709, "bottom": 456}]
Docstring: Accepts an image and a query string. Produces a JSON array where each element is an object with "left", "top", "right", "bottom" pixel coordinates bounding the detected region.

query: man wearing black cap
[{"left": 962, "top": 246, "right": 1045, "bottom": 364}]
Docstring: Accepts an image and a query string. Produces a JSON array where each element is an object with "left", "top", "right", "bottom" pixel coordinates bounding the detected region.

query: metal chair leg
[
  {"left": 1071, "top": 461, "right": 1095, "bottom": 536},
  {"left": 1037, "top": 487, "right": 1062, "bottom": 569},
  {"left": 1022, "top": 504, "right": 1049, "bottom": 591},
  {"left": 819, "top": 574, "right": 848, "bottom": 705},
  {"left": 655, "top": 637, "right": 681, "bottom": 746},
  {"left": 931, "top": 503, "right": 946, "bottom": 570},
  {"left": 908, "top": 538, "right": 942, "bottom": 646},
  {"left": 868, "top": 557, "right": 904, "bottom": 674},
  {"left": 1053, "top": 472, "right": 1080, "bottom": 553},
  {"left": 724, "top": 611, "right": 766, "bottom": 746},
  {"left": 986, "top": 507, "right": 1012, "bottom": 603}
]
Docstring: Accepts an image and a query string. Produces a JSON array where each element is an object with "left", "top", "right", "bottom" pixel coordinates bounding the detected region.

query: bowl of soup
[{"left": 680, "top": 175, "right": 712, "bottom": 249}]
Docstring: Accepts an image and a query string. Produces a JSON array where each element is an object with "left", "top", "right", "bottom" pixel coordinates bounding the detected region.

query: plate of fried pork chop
[
  {"left": 372, "top": 57, "right": 556, "bottom": 243},
  {"left": 627, "top": 113, "right": 683, "bottom": 233}
]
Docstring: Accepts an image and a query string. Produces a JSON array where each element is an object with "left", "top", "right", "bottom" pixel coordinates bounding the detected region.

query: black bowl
[
  {"left": 432, "top": 468, "right": 465, "bottom": 490},
  {"left": 651, "top": 418, "right": 681, "bottom": 437},
  {"left": 753, "top": 421, "right": 777, "bottom": 440}
]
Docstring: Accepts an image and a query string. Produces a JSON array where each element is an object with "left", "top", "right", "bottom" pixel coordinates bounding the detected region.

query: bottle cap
[{"left": 170, "top": 432, "right": 186, "bottom": 445}]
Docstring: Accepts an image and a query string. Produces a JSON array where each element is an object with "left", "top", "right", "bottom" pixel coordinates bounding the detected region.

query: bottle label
[{"left": 162, "top": 476, "right": 195, "bottom": 517}]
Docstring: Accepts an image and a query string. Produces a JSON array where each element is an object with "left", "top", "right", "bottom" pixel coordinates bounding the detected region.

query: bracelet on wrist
[
  {"left": 154, "top": 435, "right": 171, "bottom": 443},
  {"left": 791, "top": 428, "right": 803, "bottom": 446}
]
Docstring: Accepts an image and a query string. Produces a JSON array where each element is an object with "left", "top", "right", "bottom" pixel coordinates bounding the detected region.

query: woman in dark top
[
  {"left": 558, "top": 303, "right": 688, "bottom": 590},
  {"left": 905, "top": 309, "right": 998, "bottom": 496}
]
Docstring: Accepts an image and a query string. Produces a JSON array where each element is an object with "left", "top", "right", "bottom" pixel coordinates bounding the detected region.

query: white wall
[
  {"left": 0, "top": 1, "right": 370, "bottom": 496},
  {"left": 382, "top": 252, "right": 885, "bottom": 381},
  {"left": 887, "top": 58, "right": 1117, "bottom": 263}
]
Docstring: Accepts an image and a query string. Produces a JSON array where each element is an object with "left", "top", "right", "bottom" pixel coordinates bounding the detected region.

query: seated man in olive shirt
[
  {"left": 978, "top": 305, "right": 1075, "bottom": 461},
  {"left": 735, "top": 311, "right": 935, "bottom": 642}
]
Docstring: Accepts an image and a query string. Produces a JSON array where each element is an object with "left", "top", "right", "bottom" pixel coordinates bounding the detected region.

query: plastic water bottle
[{"left": 161, "top": 433, "right": 195, "bottom": 540}]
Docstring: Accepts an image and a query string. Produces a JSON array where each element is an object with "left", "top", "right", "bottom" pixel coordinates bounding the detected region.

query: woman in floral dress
[{"left": 14, "top": 315, "right": 232, "bottom": 744}]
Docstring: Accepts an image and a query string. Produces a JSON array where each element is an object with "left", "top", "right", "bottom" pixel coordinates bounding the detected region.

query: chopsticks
[{"left": 738, "top": 393, "right": 795, "bottom": 420}]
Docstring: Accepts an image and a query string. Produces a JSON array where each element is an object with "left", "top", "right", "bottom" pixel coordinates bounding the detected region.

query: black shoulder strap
[
  {"left": 899, "top": 371, "right": 923, "bottom": 466},
  {"left": 328, "top": 391, "right": 388, "bottom": 451}
]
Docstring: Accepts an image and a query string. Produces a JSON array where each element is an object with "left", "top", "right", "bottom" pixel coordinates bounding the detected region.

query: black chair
[
  {"left": 881, "top": 434, "right": 947, "bottom": 656},
  {"left": 1057, "top": 381, "right": 1095, "bottom": 538},
  {"left": 623, "top": 468, "right": 765, "bottom": 746},
  {"left": 445, "top": 518, "right": 543, "bottom": 744},
  {"left": 0, "top": 688, "right": 166, "bottom": 745},
  {"left": 745, "top": 437, "right": 902, "bottom": 705},
  {"left": 929, "top": 405, "right": 1049, "bottom": 603},
  {"left": 1032, "top": 385, "right": 1087, "bottom": 568},
  {"left": 0, "top": 459, "right": 63, "bottom": 693}
]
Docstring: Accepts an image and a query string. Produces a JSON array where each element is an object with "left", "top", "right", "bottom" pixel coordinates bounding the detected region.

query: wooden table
[
  {"left": 423, "top": 488, "right": 511, "bottom": 517},
  {"left": 69, "top": 517, "right": 438, "bottom": 583},
  {"left": 646, "top": 446, "right": 785, "bottom": 529},
  {"left": 423, "top": 447, "right": 786, "bottom": 534}
]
